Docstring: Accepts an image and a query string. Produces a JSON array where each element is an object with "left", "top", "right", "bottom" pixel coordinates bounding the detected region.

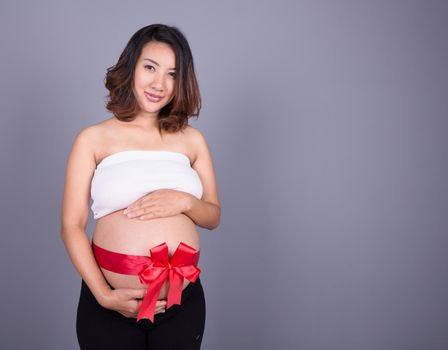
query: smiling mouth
[{"left": 144, "top": 92, "right": 163, "bottom": 102}]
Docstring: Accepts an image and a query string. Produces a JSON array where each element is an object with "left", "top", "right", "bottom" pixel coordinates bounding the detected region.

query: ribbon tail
[
  {"left": 136, "top": 273, "right": 167, "bottom": 322},
  {"left": 167, "top": 270, "right": 184, "bottom": 308}
]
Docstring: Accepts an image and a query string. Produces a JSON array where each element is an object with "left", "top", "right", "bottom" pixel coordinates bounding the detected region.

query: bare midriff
[{"left": 92, "top": 209, "right": 200, "bottom": 300}]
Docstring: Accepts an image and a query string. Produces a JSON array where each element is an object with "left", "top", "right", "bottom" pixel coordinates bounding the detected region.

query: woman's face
[{"left": 133, "top": 41, "right": 177, "bottom": 115}]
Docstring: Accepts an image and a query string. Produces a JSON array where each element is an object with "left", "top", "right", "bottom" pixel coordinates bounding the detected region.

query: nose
[{"left": 151, "top": 72, "right": 164, "bottom": 92}]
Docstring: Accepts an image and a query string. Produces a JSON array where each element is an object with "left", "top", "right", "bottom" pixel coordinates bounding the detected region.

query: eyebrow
[{"left": 143, "top": 58, "right": 176, "bottom": 70}]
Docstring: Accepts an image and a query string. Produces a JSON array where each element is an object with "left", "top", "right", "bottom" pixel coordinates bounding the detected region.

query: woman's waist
[{"left": 92, "top": 239, "right": 201, "bottom": 302}]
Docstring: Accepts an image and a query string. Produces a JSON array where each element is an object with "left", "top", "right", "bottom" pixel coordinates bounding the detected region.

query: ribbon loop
[{"left": 136, "top": 242, "right": 201, "bottom": 322}]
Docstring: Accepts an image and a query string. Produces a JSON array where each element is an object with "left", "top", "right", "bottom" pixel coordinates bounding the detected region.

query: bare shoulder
[
  {"left": 73, "top": 124, "right": 97, "bottom": 145},
  {"left": 67, "top": 122, "right": 104, "bottom": 175},
  {"left": 74, "top": 117, "right": 111, "bottom": 139},
  {"left": 73, "top": 118, "right": 114, "bottom": 161},
  {"left": 183, "top": 125, "right": 220, "bottom": 207},
  {"left": 183, "top": 125, "right": 209, "bottom": 153}
]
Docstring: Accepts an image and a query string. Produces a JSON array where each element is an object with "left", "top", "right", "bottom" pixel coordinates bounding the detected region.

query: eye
[
  {"left": 144, "top": 64, "right": 155, "bottom": 71},
  {"left": 169, "top": 72, "right": 177, "bottom": 79}
]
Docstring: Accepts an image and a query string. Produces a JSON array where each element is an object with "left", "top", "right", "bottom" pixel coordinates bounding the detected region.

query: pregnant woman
[{"left": 60, "top": 24, "right": 221, "bottom": 350}]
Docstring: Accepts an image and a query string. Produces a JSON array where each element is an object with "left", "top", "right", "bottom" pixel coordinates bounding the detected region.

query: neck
[{"left": 132, "top": 112, "right": 160, "bottom": 131}]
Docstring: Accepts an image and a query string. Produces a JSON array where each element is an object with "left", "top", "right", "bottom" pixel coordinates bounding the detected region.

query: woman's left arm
[
  {"left": 183, "top": 193, "right": 220, "bottom": 230},
  {"left": 124, "top": 127, "right": 221, "bottom": 229},
  {"left": 183, "top": 127, "right": 221, "bottom": 230}
]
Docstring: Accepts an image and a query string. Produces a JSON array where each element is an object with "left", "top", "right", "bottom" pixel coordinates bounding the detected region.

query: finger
[
  {"left": 139, "top": 208, "right": 162, "bottom": 220},
  {"left": 128, "top": 205, "right": 157, "bottom": 218},
  {"left": 138, "top": 196, "right": 152, "bottom": 205},
  {"left": 155, "top": 307, "right": 166, "bottom": 314},
  {"left": 126, "top": 288, "right": 146, "bottom": 299},
  {"left": 156, "top": 300, "right": 167, "bottom": 307},
  {"left": 124, "top": 200, "right": 140, "bottom": 212},
  {"left": 131, "top": 302, "right": 142, "bottom": 314},
  {"left": 155, "top": 300, "right": 167, "bottom": 313},
  {"left": 125, "top": 200, "right": 144, "bottom": 214},
  {"left": 130, "top": 196, "right": 154, "bottom": 210}
]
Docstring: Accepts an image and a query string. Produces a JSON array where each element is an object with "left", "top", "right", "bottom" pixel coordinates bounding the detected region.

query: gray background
[{"left": 1, "top": 0, "right": 447, "bottom": 349}]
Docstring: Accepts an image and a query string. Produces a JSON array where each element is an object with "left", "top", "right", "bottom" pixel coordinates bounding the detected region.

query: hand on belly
[
  {"left": 123, "top": 189, "right": 191, "bottom": 221},
  {"left": 101, "top": 270, "right": 192, "bottom": 300}
]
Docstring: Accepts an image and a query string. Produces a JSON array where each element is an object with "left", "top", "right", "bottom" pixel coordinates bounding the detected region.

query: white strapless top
[{"left": 90, "top": 150, "right": 203, "bottom": 220}]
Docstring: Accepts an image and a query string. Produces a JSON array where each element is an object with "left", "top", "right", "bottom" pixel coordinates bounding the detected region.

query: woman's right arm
[
  {"left": 60, "top": 126, "right": 113, "bottom": 305},
  {"left": 60, "top": 126, "right": 166, "bottom": 317}
]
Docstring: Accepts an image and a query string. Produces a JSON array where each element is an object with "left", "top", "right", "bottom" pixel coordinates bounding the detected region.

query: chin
[{"left": 139, "top": 102, "right": 165, "bottom": 114}]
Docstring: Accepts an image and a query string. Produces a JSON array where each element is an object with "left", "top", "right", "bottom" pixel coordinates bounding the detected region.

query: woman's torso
[{"left": 91, "top": 118, "right": 201, "bottom": 299}]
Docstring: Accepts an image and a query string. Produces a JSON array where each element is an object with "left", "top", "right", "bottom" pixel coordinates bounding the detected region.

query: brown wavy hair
[{"left": 104, "top": 24, "right": 201, "bottom": 133}]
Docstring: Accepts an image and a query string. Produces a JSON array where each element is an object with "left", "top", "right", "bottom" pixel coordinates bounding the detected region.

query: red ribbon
[{"left": 93, "top": 242, "right": 201, "bottom": 323}]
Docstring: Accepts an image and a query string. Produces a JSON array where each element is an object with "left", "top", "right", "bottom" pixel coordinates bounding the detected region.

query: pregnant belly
[{"left": 92, "top": 209, "right": 200, "bottom": 300}]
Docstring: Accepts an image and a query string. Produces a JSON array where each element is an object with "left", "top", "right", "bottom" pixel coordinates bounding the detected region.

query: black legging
[{"left": 76, "top": 277, "right": 206, "bottom": 349}]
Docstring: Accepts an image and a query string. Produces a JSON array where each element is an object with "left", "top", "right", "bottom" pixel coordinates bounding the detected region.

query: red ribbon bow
[{"left": 136, "top": 242, "right": 201, "bottom": 322}]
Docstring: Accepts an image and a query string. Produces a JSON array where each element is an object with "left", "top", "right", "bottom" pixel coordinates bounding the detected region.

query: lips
[{"left": 144, "top": 92, "right": 163, "bottom": 102}]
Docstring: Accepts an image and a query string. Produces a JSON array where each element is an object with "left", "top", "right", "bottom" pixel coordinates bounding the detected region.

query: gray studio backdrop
[{"left": 1, "top": 1, "right": 447, "bottom": 349}]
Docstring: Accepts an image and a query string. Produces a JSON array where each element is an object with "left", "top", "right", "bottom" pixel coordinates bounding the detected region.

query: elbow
[
  {"left": 208, "top": 207, "right": 221, "bottom": 230},
  {"left": 60, "top": 222, "right": 86, "bottom": 240},
  {"left": 60, "top": 222, "right": 72, "bottom": 240},
  {"left": 60, "top": 225, "right": 67, "bottom": 240},
  {"left": 60, "top": 227, "right": 70, "bottom": 241},
  {"left": 209, "top": 222, "right": 220, "bottom": 230},
  {"left": 205, "top": 223, "right": 219, "bottom": 231}
]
